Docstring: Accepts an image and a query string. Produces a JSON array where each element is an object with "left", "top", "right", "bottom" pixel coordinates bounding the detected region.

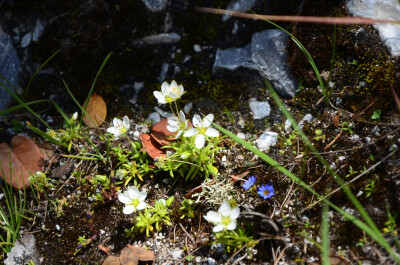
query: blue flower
[
  {"left": 242, "top": 176, "right": 257, "bottom": 190},
  {"left": 257, "top": 184, "right": 275, "bottom": 199}
]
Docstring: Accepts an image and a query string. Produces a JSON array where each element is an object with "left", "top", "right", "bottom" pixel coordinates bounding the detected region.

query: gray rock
[
  {"left": 158, "top": 63, "right": 169, "bottom": 82},
  {"left": 141, "top": 0, "right": 168, "bottom": 12},
  {"left": 20, "top": 32, "right": 32, "bottom": 48},
  {"left": 147, "top": 112, "right": 161, "bottom": 124},
  {"left": 255, "top": 131, "right": 278, "bottom": 150},
  {"left": 249, "top": 98, "right": 271, "bottom": 119},
  {"left": 32, "top": 19, "right": 45, "bottom": 42},
  {"left": 0, "top": 26, "right": 21, "bottom": 112},
  {"left": 346, "top": 0, "right": 400, "bottom": 57},
  {"left": 134, "top": 33, "right": 181, "bottom": 47},
  {"left": 184, "top": 102, "right": 192, "bottom": 114},
  {"left": 298, "top": 114, "right": 314, "bottom": 129},
  {"left": 222, "top": 0, "right": 257, "bottom": 21},
  {"left": 164, "top": 12, "right": 173, "bottom": 32},
  {"left": 213, "top": 29, "right": 297, "bottom": 98},
  {"left": 5, "top": 234, "right": 40, "bottom": 265}
]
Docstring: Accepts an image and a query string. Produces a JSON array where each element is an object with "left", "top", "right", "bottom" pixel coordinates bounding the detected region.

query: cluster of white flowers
[{"left": 154, "top": 80, "right": 219, "bottom": 149}]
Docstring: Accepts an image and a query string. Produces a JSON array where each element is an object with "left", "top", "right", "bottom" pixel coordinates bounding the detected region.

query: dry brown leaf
[
  {"left": 0, "top": 136, "right": 44, "bottom": 189},
  {"left": 151, "top": 119, "right": 175, "bottom": 146},
  {"left": 83, "top": 93, "right": 107, "bottom": 127},
  {"left": 139, "top": 134, "right": 166, "bottom": 160},
  {"left": 127, "top": 245, "right": 155, "bottom": 261},
  {"left": 102, "top": 255, "right": 120, "bottom": 265},
  {"left": 119, "top": 246, "right": 138, "bottom": 265}
]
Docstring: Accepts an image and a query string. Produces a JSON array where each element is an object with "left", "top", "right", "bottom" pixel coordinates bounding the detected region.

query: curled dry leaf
[
  {"left": 151, "top": 118, "right": 175, "bottom": 146},
  {"left": 0, "top": 136, "right": 44, "bottom": 189},
  {"left": 127, "top": 245, "right": 155, "bottom": 261},
  {"left": 102, "top": 255, "right": 120, "bottom": 265},
  {"left": 119, "top": 246, "right": 138, "bottom": 265},
  {"left": 83, "top": 93, "right": 107, "bottom": 128},
  {"left": 151, "top": 118, "right": 193, "bottom": 146},
  {"left": 139, "top": 133, "right": 166, "bottom": 160},
  {"left": 98, "top": 244, "right": 110, "bottom": 256}
]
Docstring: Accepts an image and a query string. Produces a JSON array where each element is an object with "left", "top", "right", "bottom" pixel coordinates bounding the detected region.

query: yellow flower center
[
  {"left": 264, "top": 190, "right": 270, "bottom": 196},
  {"left": 221, "top": 216, "right": 231, "bottom": 226}
]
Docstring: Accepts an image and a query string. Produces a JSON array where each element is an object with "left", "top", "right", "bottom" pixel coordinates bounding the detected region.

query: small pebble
[{"left": 55, "top": 224, "right": 60, "bottom": 230}]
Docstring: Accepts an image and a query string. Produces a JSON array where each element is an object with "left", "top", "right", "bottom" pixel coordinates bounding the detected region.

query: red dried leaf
[
  {"left": 151, "top": 118, "right": 176, "bottom": 146},
  {"left": 0, "top": 136, "right": 44, "bottom": 189},
  {"left": 127, "top": 245, "right": 155, "bottom": 261},
  {"left": 139, "top": 134, "right": 166, "bottom": 160}
]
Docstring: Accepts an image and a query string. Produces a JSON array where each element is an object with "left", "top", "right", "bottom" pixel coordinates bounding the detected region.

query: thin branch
[{"left": 196, "top": 7, "right": 400, "bottom": 25}]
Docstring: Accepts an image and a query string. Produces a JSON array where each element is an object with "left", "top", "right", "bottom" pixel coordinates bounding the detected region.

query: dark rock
[
  {"left": 213, "top": 29, "right": 298, "bottom": 98},
  {"left": 5, "top": 234, "right": 40, "bottom": 265},
  {"left": 222, "top": 0, "right": 257, "bottom": 21},
  {"left": 0, "top": 26, "right": 21, "bottom": 112},
  {"left": 141, "top": 0, "right": 168, "bottom": 12},
  {"left": 133, "top": 33, "right": 181, "bottom": 47}
]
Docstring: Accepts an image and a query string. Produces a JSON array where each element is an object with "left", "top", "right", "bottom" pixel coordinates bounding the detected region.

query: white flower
[
  {"left": 115, "top": 169, "right": 128, "bottom": 180},
  {"left": 107, "top": 116, "right": 130, "bottom": 138},
  {"left": 167, "top": 111, "right": 188, "bottom": 138},
  {"left": 153, "top": 80, "right": 185, "bottom": 104},
  {"left": 204, "top": 201, "right": 240, "bottom": 233},
  {"left": 46, "top": 129, "right": 61, "bottom": 141},
  {"left": 183, "top": 114, "right": 219, "bottom": 149},
  {"left": 71, "top": 112, "right": 78, "bottom": 121},
  {"left": 118, "top": 186, "right": 147, "bottom": 214}
]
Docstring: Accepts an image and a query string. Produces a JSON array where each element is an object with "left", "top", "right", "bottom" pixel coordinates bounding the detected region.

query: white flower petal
[
  {"left": 170, "top": 80, "right": 178, "bottom": 88},
  {"left": 183, "top": 128, "right": 198, "bottom": 137},
  {"left": 179, "top": 110, "right": 186, "bottom": 121},
  {"left": 166, "top": 125, "right": 178, "bottom": 132},
  {"left": 218, "top": 202, "right": 231, "bottom": 217},
  {"left": 230, "top": 207, "right": 240, "bottom": 220},
  {"left": 118, "top": 192, "right": 131, "bottom": 204},
  {"left": 127, "top": 186, "right": 139, "bottom": 198},
  {"left": 176, "top": 130, "right": 183, "bottom": 138},
  {"left": 138, "top": 190, "right": 147, "bottom": 201},
  {"left": 161, "top": 82, "right": 169, "bottom": 93},
  {"left": 195, "top": 134, "right": 205, "bottom": 149},
  {"left": 113, "top": 118, "right": 122, "bottom": 127},
  {"left": 205, "top": 128, "right": 219, "bottom": 137},
  {"left": 123, "top": 205, "right": 135, "bottom": 214},
  {"left": 204, "top": 211, "right": 221, "bottom": 223},
  {"left": 203, "top": 114, "right": 214, "bottom": 128},
  {"left": 137, "top": 202, "right": 147, "bottom": 210},
  {"left": 123, "top": 116, "right": 130, "bottom": 128},
  {"left": 226, "top": 221, "right": 237, "bottom": 231},
  {"left": 213, "top": 224, "right": 224, "bottom": 233},
  {"left": 192, "top": 115, "right": 202, "bottom": 128}
]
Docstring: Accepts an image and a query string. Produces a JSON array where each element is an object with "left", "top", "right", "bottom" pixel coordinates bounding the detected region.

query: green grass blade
[
  {"left": 81, "top": 52, "right": 112, "bottom": 124},
  {"left": 265, "top": 79, "right": 381, "bottom": 235},
  {"left": 321, "top": 203, "right": 330, "bottom": 265},
  {"left": 0, "top": 99, "right": 48, "bottom": 116},
  {"left": 26, "top": 123, "right": 68, "bottom": 148},
  {"left": 0, "top": 77, "right": 51, "bottom": 129},
  {"left": 211, "top": 121, "right": 400, "bottom": 262},
  {"left": 24, "top": 49, "right": 60, "bottom": 96}
]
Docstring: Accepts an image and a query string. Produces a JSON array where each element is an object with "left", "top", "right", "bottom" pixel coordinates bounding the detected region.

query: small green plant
[
  {"left": 126, "top": 196, "right": 175, "bottom": 237},
  {"left": 340, "top": 121, "right": 354, "bottom": 135},
  {"left": 0, "top": 164, "right": 31, "bottom": 253},
  {"left": 371, "top": 110, "right": 381, "bottom": 120},
  {"left": 364, "top": 175, "right": 379, "bottom": 198},
  {"left": 179, "top": 199, "right": 197, "bottom": 219},
  {"left": 28, "top": 171, "right": 55, "bottom": 200},
  {"left": 214, "top": 228, "right": 257, "bottom": 253}
]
